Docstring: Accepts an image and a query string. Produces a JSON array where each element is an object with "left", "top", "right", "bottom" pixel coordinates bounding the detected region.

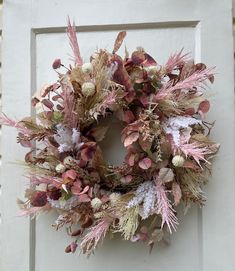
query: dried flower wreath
[{"left": 0, "top": 20, "right": 219, "bottom": 255}]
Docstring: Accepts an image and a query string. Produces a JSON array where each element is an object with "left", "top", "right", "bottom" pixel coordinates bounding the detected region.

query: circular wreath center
[{"left": 97, "top": 115, "right": 126, "bottom": 166}]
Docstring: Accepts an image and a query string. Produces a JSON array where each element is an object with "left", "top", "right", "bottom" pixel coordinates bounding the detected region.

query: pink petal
[
  {"left": 131, "top": 50, "right": 145, "bottom": 65},
  {"left": 113, "top": 31, "right": 126, "bottom": 54},
  {"left": 125, "top": 152, "right": 137, "bottom": 166},
  {"left": 17, "top": 206, "right": 44, "bottom": 217},
  {"left": 123, "top": 132, "right": 139, "bottom": 147},
  {"left": 124, "top": 91, "right": 136, "bottom": 103},
  {"left": 79, "top": 194, "right": 91, "bottom": 202},
  {"left": 123, "top": 110, "right": 135, "bottom": 123},
  {"left": 198, "top": 100, "right": 210, "bottom": 119},
  {"left": 138, "top": 233, "right": 149, "bottom": 241},
  {"left": 185, "top": 107, "right": 195, "bottom": 116},
  {"left": 142, "top": 53, "right": 157, "bottom": 67},
  {"left": 63, "top": 169, "right": 77, "bottom": 180},
  {"left": 138, "top": 157, "right": 152, "bottom": 170},
  {"left": 88, "top": 126, "right": 108, "bottom": 142},
  {"left": 138, "top": 137, "right": 152, "bottom": 152},
  {"left": 78, "top": 185, "right": 89, "bottom": 195},
  {"left": 71, "top": 181, "right": 82, "bottom": 195},
  {"left": 88, "top": 187, "right": 93, "bottom": 198},
  {"left": 120, "top": 175, "right": 133, "bottom": 184},
  {"left": 183, "top": 161, "right": 200, "bottom": 170},
  {"left": 172, "top": 182, "right": 182, "bottom": 206},
  {"left": 77, "top": 159, "right": 87, "bottom": 167},
  {"left": 139, "top": 95, "right": 149, "bottom": 107},
  {"left": 159, "top": 168, "right": 174, "bottom": 183},
  {"left": 70, "top": 242, "right": 78, "bottom": 253},
  {"left": 80, "top": 142, "right": 97, "bottom": 161},
  {"left": 18, "top": 136, "right": 33, "bottom": 148},
  {"left": 101, "top": 195, "right": 109, "bottom": 203},
  {"left": 116, "top": 109, "right": 135, "bottom": 123}
]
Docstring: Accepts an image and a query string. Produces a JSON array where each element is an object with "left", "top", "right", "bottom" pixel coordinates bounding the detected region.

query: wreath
[{"left": 0, "top": 19, "right": 219, "bottom": 255}]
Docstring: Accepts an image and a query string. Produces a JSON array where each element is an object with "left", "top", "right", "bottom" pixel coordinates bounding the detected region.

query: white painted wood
[
  {"left": 1, "top": 1, "right": 235, "bottom": 271},
  {"left": 0, "top": 1, "right": 3, "bottom": 253},
  {"left": 1, "top": 1, "right": 33, "bottom": 271}
]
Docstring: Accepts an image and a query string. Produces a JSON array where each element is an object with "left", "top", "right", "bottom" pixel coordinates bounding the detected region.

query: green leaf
[{"left": 52, "top": 111, "right": 64, "bottom": 123}]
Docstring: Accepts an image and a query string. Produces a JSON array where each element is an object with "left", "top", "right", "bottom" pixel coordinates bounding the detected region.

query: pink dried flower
[
  {"left": 80, "top": 219, "right": 111, "bottom": 254},
  {"left": 179, "top": 142, "right": 212, "bottom": 166},
  {"left": 18, "top": 205, "right": 50, "bottom": 217},
  {"left": 60, "top": 84, "right": 78, "bottom": 128},
  {"left": 154, "top": 179, "right": 178, "bottom": 233},
  {"left": 67, "top": 17, "right": 83, "bottom": 65},
  {"left": 155, "top": 67, "right": 215, "bottom": 101},
  {"left": 162, "top": 49, "right": 189, "bottom": 74},
  {"left": 0, "top": 113, "right": 30, "bottom": 134},
  {"left": 30, "top": 176, "right": 55, "bottom": 185}
]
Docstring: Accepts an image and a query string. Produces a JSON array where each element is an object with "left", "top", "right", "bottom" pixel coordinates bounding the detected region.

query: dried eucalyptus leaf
[
  {"left": 159, "top": 167, "right": 174, "bottom": 183},
  {"left": 113, "top": 31, "right": 126, "bottom": 54}
]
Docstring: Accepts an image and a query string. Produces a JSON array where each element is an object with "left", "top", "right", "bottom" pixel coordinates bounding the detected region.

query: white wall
[{"left": 0, "top": 0, "right": 3, "bottom": 237}]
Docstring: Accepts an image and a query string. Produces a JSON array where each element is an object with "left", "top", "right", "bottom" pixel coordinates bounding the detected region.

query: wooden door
[{"left": 1, "top": 1, "right": 235, "bottom": 270}]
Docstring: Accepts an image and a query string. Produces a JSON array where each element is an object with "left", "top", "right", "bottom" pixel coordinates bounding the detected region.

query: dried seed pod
[
  {"left": 70, "top": 242, "right": 78, "bottom": 253},
  {"left": 31, "top": 97, "right": 40, "bottom": 107},
  {"left": 71, "top": 229, "right": 82, "bottom": 237},
  {"left": 52, "top": 58, "right": 62, "bottom": 69},
  {"left": 41, "top": 99, "right": 54, "bottom": 109},
  {"left": 65, "top": 244, "right": 72, "bottom": 253},
  {"left": 81, "top": 216, "right": 93, "bottom": 229},
  {"left": 81, "top": 82, "right": 96, "bottom": 96}
]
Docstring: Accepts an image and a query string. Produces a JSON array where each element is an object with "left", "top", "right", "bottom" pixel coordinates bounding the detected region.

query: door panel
[
  {"left": 36, "top": 24, "right": 200, "bottom": 271},
  {"left": 1, "top": 1, "right": 234, "bottom": 271}
]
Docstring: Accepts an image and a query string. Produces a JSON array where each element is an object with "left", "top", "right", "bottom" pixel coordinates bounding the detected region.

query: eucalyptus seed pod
[{"left": 71, "top": 229, "right": 82, "bottom": 237}]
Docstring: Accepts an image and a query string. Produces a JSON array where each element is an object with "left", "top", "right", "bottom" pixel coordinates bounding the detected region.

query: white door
[{"left": 1, "top": 1, "right": 235, "bottom": 271}]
